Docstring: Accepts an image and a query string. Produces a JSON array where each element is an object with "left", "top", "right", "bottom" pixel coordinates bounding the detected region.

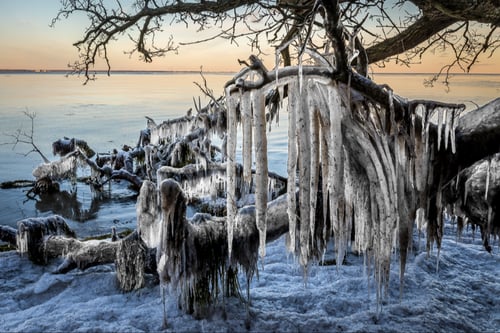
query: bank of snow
[{"left": 0, "top": 223, "right": 498, "bottom": 333}]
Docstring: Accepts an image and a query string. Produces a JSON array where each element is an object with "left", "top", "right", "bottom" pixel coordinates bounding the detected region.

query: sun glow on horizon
[{"left": 0, "top": 1, "right": 499, "bottom": 74}]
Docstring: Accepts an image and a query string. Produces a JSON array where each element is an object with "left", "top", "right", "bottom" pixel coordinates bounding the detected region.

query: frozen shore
[{"left": 0, "top": 223, "right": 498, "bottom": 333}]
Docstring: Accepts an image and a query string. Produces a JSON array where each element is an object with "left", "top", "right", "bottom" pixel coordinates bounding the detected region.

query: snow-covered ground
[{"left": 0, "top": 223, "right": 498, "bottom": 333}]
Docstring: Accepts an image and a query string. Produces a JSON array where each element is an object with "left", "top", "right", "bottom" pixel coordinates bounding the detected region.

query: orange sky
[{"left": 0, "top": 1, "right": 498, "bottom": 74}]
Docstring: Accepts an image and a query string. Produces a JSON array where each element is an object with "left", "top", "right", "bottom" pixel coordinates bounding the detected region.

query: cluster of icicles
[
  {"left": 32, "top": 154, "right": 80, "bottom": 181},
  {"left": 224, "top": 67, "right": 462, "bottom": 302}
]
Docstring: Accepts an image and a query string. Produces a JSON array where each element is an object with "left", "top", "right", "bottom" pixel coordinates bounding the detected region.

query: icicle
[
  {"left": 308, "top": 80, "right": 320, "bottom": 243},
  {"left": 398, "top": 136, "right": 407, "bottom": 173},
  {"left": 278, "top": 85, "right": 284, "bottom": 109},
  {"left": 275, "top": 49, "right": 280, "bottom": 87},
  {"left": 32, "top": 155, "right": 78, "bottom": 180},
  {"left": 436, "top": 107, "right": 443, "bottom": 151},
  {"left": 415, "top": 103, "right": 424, "bottom": 119},
  {"left": 487, "top": 204, "right": 493, "bottom": 241},
  {"left": 450, "top": 108, "right": 459, "bottom": 154},
  {"left": 297, "top": 80, "right": 311, "bottom": 267},
  {"left": 485, "top": 159, "right": 491, "bottom": 201},
  {"left": 444, "top": 108, "right": 451, "bottom": 150},
  {"left": 464, "top": 178, "right": 470, "bottom": 205},
  {"left": 424, "top": 117, "right": 430, "bottom": 154},
  {"left": 388, "top": 89, "right": 395, "bottom": 136},
  {"left": 394, "top": 134, "right": 401, "bottom": 180},
  {"left": 287, "top": 81, "right": 298, "bottom": 254},
  {"left": 225, "top": 88, "right": 238, "bottom": 261},
  {"left": 317, "top": 84, "right": 331, "bottom": 247},
  {"left": 328, "top": 82, "right": 345, "bottom": 269},
  {"left": 252, "top": 89, "right": 269, "bottom": 260},
  {"left": 298, "top": 54, "right": 304, "bottom": 92},
  {"left": 410, "top": 110, "right": 416, "bottom": 149},
  {"left": 241, "top": 91, "right": 253, "bottom": 194}
]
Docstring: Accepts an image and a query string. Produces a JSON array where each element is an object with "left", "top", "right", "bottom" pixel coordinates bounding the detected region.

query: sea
[{"left": 0, "top": 71, "right": 499, "bottom": 237}]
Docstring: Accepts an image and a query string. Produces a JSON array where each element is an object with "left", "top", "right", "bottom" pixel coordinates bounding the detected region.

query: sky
[{"left": 0, "top": 0, "right": 498, "bottom": 73}]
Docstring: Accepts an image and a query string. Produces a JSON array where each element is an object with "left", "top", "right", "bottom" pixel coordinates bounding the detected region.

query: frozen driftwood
[
  {"left": 82, "top": 154, "right": 144, "bottom": 190},
  {"left": 446, "top": 153, "right": 500, "bottom": 252},
  {"left": 52, "top": 137, "right": 95, "bottom": 158},
  {"left": 16, "top": 216, "right": 76, "bottom": 264},
  {"left": 14, "top": 216, "right": 119, "bottom": 271},
  {"left": 0, "top": 225, "right": 17, "bottom": 247},
  {"left": 116, "top": 231, "right": 155, "bottom": 291},
  {"left": 146, "top": 178, "right": 289, "bottom": 320}
]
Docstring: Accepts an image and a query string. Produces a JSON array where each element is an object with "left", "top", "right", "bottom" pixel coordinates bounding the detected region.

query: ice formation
[
  {"left": 136, "top": 180, "right": 161, "bottom": 248},
  {"left": 223, "top": 63, "right": 464, "bottom": 307},
  {"left": 286, "top": 81, "right": 298, "bottom": 254},
  {"left": 225, "top": 87, "right": 238, "bottom": 261},
  {"left": 252, "top": 89, "right": 269, "bottom": 260},
  {"left": 32, "top": 155, "right": 78, "bottom": 180},
  {"left": 16, "top": 216, "right": 76, "bottom": 264}
]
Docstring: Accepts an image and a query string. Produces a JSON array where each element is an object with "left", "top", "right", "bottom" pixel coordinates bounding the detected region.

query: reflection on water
[
  {"left": 0, "top": 180, "right": 138, "bottom": 238},
  {"left": 32, "top": 181, "right": 137, "bottom": 223},
  {"left": 34, "top": 189, "right": 95, "bottom": 221}
]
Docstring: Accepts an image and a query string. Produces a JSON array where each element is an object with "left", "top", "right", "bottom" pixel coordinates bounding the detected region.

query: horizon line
[{"left": 1, "top": 68, "right": 499, "bottom": 75}]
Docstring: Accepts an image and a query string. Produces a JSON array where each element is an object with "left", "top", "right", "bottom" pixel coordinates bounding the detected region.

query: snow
[{"left": 0, "top": 222, "right": 498, "bottom": 332}]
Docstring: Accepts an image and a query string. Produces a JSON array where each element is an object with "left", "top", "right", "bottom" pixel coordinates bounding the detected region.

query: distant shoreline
[
  {"left": 1, "top": 69, "right": 499, "bottom": 76},
  {"left": 0, "top": 69, "right": 235, "bottom": 75}
]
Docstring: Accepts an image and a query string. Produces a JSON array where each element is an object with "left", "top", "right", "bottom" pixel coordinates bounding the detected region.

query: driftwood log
[{"left": 0, "top": 178, "right": 290, "bottom": 296}]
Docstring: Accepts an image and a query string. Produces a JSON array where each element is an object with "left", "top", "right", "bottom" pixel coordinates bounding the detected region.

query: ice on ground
[{"left": 0, "top": 222, "right": 498, "bottom": 332}]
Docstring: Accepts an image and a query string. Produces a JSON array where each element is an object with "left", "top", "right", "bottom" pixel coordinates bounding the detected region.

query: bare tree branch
[{"left": 2, "top": 110, "right": 50, "bottom": 163}]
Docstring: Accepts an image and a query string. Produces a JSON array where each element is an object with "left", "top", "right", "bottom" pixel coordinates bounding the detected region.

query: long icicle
[
  {"left": 316, "top": 83, "right": 331, "bottom": 251},
  {"left": 252, "top": 89, "right": 269, "bottom": 260},
  {"left": 241, "top": 91, "right": 253, "bottom": 194},
  {"left": 287, "top": 80, "right": 299, "bottom": 254},
  {"left": 297, "top": 79, "right": 312, "bottom": 267},
  {"left": 328, "top": 82, "right": 345, "bottom": 269},
  {"left": 444, "top": 108, "right": 451, "bottom": 150},
  {"left": 436, "top": 107, "right": 443, "bottom": 151},
  {"left": 225, "top": 88, "right": 238, "bottom": 261},
  {"left": 485, "top": 158, "right": 491, "bottom": 201},
  {"left": 308, "top": 80, "right": 320, "bottom": 247},
  {"left": 451, "top": 107, "right": 460, "bottom": 154}
]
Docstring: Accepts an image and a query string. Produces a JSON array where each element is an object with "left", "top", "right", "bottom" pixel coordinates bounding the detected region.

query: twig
[{"left": 3, "top": 110, "right": 50, "bottom": 163}]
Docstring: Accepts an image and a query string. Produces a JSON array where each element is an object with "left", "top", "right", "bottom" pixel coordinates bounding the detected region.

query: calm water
[{"left": 0, "top": 72, "right": 498, "bottom": 237}]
